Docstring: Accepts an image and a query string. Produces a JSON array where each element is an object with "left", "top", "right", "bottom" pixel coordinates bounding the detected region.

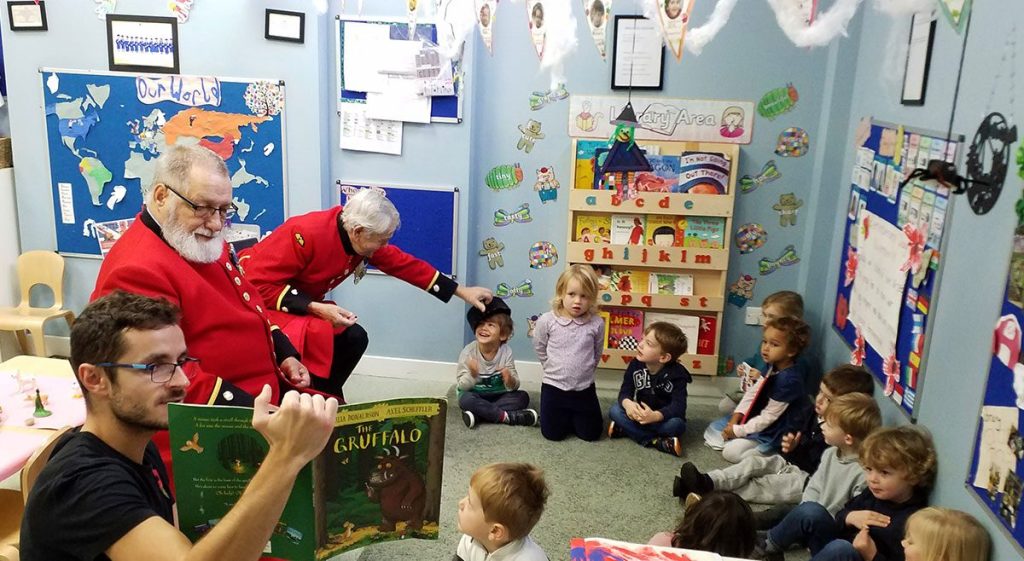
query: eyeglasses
[
  {"left": 164, "top": 184, "right": 237, "bottom": 221},
  {"left": 96, "top": 356, "right": 200, "bottom": 384}
]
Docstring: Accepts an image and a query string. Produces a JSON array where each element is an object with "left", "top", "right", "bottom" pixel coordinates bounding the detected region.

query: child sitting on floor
[
  {"left": 648, "top": 490, "right": 756, "bottom": 558},
  {"left": 456, "top": 462, "right": 549, "bottom": 561},
  {"left": 457, "top": 297, "right": 537, "bottom": 429},
  {"left": 705, "top": 316, "right": 812, "bottom": 463},
  {"left": 902, "top": 507, "right": 990, "bottom": 561},
  {"left": 607, "top": 321, "right": 692, "bottom": 456}
]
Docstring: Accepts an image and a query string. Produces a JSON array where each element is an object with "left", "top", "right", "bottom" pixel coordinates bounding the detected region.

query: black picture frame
[
  {"left": 901, "top": 13, "right": 936, "bottom": 106},
  {"left": 106, "top": 14, "right": 180, "bottom": 74},
  {"left": 611, "top": 15, "right": 664, "bottom": 91},
  {"left": 265, "top": 9, "right": 305, "bottom": 44},
  {"left": 7, "top": 1, "right": 47, "bottom": 31}
]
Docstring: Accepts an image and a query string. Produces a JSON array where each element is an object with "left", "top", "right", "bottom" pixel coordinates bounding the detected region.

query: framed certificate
[{"left": 611, "top": 15, "right": 664, "bottom": 90}]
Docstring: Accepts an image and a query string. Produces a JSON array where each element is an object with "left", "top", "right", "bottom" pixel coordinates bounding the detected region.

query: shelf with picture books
[{"left": 566, "top": 139, "right": 738, "bottom": 376}]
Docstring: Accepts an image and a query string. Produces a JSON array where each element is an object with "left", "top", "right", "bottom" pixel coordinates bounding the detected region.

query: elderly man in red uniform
[
  {"left": 93, "top": 144, "right": 312, "bottom": 467},
  {"left": 239, "top": 187, "right": 493, "bottom": 400}
]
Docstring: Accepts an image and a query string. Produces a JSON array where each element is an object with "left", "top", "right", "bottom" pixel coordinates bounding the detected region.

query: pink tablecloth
[{"left": 0, "top": 370, "right": 86, "bottom": 481}]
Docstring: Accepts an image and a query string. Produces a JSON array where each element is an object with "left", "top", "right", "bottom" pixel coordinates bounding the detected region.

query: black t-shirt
[{"left": 20, "top": 430, "right": 175, "bottom": 561}]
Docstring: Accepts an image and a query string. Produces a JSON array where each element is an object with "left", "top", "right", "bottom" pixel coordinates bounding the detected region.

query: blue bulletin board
[
  {"left": 335, "top": 16, "right": 462, "bottom": 123},
  {"left": 968, "top": 197, "right": 1024, "bottom": 552},
  {"left": 831, "top": 119, "right": 961, "bottom": 419},
  {"left": 41, "top": 68, "right": 288, "bottom": 257},
  {"left": 337, "top": 182, "right": 458, "bottom": 277}
]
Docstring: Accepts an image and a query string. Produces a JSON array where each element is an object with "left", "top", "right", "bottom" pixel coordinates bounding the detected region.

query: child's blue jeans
[
  {"left": 608, "top": 402, "right": 686, "bottom": 443},
  {"left": 766, "top": 501, "right": 840, "bottom": 555}
]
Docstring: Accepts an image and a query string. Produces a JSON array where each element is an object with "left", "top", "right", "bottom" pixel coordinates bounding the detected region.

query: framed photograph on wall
[
  {"left": 7, "top": 1, "right": 47, "bottom": 31},
  {"left": 611, "top": 15, "right": 664, "bottom": 90},
  {"left": 106, "top": 14, "right": 179, "bottom": 74},
  {"left": 265, "top": 9, "right": 305, "bottom": 43}
]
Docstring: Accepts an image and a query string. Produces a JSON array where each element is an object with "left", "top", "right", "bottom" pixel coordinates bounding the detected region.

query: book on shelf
[
  {"left": 648, "top": 272, "right": 694, "bottom": 296},
  {"left": 644, "top": 312, "right": 700, "bottom": 356},
  {"left": 168, "top": 397, "right": 447, "bottom": 560},
  {"left": 606, "top": 307, "right": 645, "bottom": 351},
  {"left": 574, "top": 214, "right": 612, "bottom": 243},
  {"left": 609, "top": 269, "right": 650, "bottom": 293},
  {"left": 680, "top": 216, "right": 726, "bottom": 249},
  {"left": 697, "top": 315, "right": 717, "bottom": 355},
  {"left": 574, "top": 140, "right": 609, "bottom": 190},
  {"left": 598, "top": 310, "right": 611, "bottom": 349},
  {"left": 645, "top": 215, "right": 681, "bottom": 246},
  {"left": 594, "top": 265, "right": 613, "bottom": 291},
  {"left": 633, "top": 154, "right": 680, "bottom": 194},
  {"left": 677, "top": 151, "right": 732, "bottom": 194},
  {"left": 611, "top": 214, "right": 646, "bottom": 245}
]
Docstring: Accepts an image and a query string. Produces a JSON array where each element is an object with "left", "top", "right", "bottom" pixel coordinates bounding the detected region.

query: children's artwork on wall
[
  {"left": 527, "top": 314, "right": 540, "bottom": 337},
  {"left": 528, "top": 241, "right": 558, "bottom": 268},
  {"left": 655, "top": 0, "right": 694, "bottom": 61},
  {"left": 529, "top": 83, "right": 569, "bottom": 110},
  {"left": 244, "top": 81, "right": 285, "bottom": 117},
  {"left": 757, "top": 83, "right": 799, "bottom": 119},
  {"left": 486, "top": 163, "right": 524, "bottom": 190},
  {"left": 738, "top": 160, "right": 781, "bottom": 193},
  {"left": 734, "top": 223, "right": 766, "bottom": 254},
  {"left": 850, "top": 328, "right": 865, "bottom": 365},
  {"left": 475, "top": 0, "right": 496, "bottom": 54},
  {"left": 774, "top": 127, "right": 809, "bottom": 157},
  {"left": 94, "top": 0, "right": 116, "bottom": 20},
  {"left": 493, "top": 203, "right": 533, "bottom": 226},
  {"left": 527, "top": 0, "right": 546, "bottom": 59},
  {"left": 573, "top": 100, "right": 604, "bottom": 133},
  {"left": 534, "top": 166, "right": 560, "bottom": 203},
  {"left": 407, "top": 0, "right": 419, "bottom": 36},
  {"left": 479, "top": 237, "right": 505, "bottom": 269},
  {"left": 517, "top": 119, "right": 545, "bottom": 153},
  {"left": 758, "top": 244, "right": 800, "bottom": 275},
  {"left": 965, "top": 112, "right": 1018, "bottom": 215},
  {"left": 583, "top": 0, "right": 610, "bottom": 59},
  {"left": 773, "top": 193, "right": 803, "bottom": 226},
  {"left": 496, "top": 279, "right": 534, "bottom": 297},
  {"left": 938, "top": 0, "right": 971, "bottom": 33},
  {"left": 170, "top": 0, "right": 194, "bottom": 23},
  {"left": 727, "top": 274, "right": 756, "bottom": 307}
]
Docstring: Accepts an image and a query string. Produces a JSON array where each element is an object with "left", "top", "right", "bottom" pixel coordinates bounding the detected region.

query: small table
[{"left": 0, "top": 355, "right": 85, "bottom": 482}]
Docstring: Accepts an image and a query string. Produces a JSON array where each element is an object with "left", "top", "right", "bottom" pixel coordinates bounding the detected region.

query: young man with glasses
[
  {"left": 92, "top": 144, "right": 314, "bottom": 472},
  {"left": 20, "top": 291, "right": 339, "bottom": 561}
]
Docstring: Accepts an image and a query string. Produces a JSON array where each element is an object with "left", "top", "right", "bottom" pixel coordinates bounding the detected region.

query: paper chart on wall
[
  {"left": 342, "top": 22, "right": 391, "bottom": 93},
  {"left": 339, "top": 104, "right": 403, "bottom": 155},
  {"left": 973, "top": 406, "right": 1019, "bottom": 491},
  {"left": 848, "top": 210, "right": 907, "bottom": 356}
]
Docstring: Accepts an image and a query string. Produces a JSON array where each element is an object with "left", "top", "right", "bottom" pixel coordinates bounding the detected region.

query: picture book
[
  {"left": 575, "top": 214, "right": 612, "bottom": 243},
  {"left": 697, "top": 315, "right": 717, "bottom": 355},
  {"left": 609, "top": 269, "right": 650, "bottom": 293},
  {"left": 570, "top": 537, "right": 725, "bottom": 561},
  {"left": 594, "top": 265, "right": 614, "bottom": 291},
  {"left": 681, "top": 216, "right": 726, "bottom": 249},
  {"left": 633, "top": 155, "right": 680, "bottom": 194},
  {"left": 648, "top": 272, "right": 693, "bottom": 296},
  {"left": 644, "top": 312, "right": 699, "bottom": 356},
  {"left": 606, "top": 308, "right": 645, "bottom": 351},
  {"left": 677, "top": 151, "right": 732, "bottom": 194},
  {"left": 611, "top": 214, "right": 646, "bottom": 245},
  {"left": 169, "top": 397, "right": 447, "bottom": 560},
  {"left": 645, "top": 215, "right": 680, "bottom": 246},
  {"left": 599, "top": 310, "right": 611, "bottom": 349},
  {"left": 574, "top": 139, "right": 609, "bottom": 190},
  {"left": 673, "top": 216, "right": 689, "bottom": 246}
]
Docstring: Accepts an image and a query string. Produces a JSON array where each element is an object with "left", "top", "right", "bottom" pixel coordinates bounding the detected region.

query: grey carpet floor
[{"left": 344, "top": 376, "right": 813, "bottom": 561}]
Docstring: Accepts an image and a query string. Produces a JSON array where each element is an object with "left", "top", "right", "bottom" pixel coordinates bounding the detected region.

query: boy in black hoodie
[{"left": 607, "top": 322, "right": 691, "bottom": 456}]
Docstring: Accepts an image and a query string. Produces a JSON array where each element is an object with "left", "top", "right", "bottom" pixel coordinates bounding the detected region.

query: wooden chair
[
  {"left": 0, "top": 426, "right": 73, "bottom": 560},
  {"left": 0, "top": 251, "right": 75, "bottom": 357}
]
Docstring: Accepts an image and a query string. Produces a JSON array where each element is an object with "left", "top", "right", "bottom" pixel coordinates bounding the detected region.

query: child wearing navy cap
[{"left": 458, "top": 297, "right": 538, "bottom": 429}]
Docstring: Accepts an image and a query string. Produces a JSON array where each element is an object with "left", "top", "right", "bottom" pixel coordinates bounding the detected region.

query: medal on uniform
[{"left": 353, "top": 260, "right": 368, "bottom": 284}]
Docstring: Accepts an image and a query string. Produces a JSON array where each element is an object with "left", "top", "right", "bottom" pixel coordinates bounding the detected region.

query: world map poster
[{"left": 41, "top": 69, "right": 287, "bottom": 256}]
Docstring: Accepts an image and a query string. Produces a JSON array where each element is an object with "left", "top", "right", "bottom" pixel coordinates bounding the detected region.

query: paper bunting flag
[
  {"left": 657, "top": 0, "right": 695, "bottom": 61},
  {"left": 408, "top": 0, "right": 419, "bottom": 36},
  {"left": 583, "top": 0, "right": 610, "bottom": 59},
  {"left": 476, "top": 0, "right": 496, "bottom": 54},
  {"left": 95, "top": 0, "right": 116, "bottom": 20},
  {"left": 169, "top": 0, "right": 194, "bottom": 23},
  {"left": 527, "top": 0, "right": 547, "bottom": 60}
]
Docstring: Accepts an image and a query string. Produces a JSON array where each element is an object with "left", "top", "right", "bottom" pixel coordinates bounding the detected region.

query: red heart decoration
[
  {"left": 601, "top": 354, "right": 610, "bottom": 363},
  {"left": 621, "top": 356, "right": 632, "bottom": 364}
]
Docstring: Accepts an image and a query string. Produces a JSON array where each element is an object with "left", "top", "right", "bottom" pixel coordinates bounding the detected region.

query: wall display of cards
[
  {"left": 106, "top": 14, "right": 179, "bottom": 74},
  {"left": 7, "top": 0, "right": 46, "bottom": 31},
  {"left": 611, "top": 15, "right": 664, "bottom": 90},
  {"left": 566, "top": 137, "right": 738, "bottom": 375},
  {"left": 831, "top": 118, "right": 962, "bottom": 419},
  {"left": 967, "top": 189, "right": 1024, "bottom": 553}
]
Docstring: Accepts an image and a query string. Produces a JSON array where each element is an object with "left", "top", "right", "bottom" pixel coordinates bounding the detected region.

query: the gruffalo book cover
[{"left": 169, "top": 397, "right": 447, "bottom": 560}]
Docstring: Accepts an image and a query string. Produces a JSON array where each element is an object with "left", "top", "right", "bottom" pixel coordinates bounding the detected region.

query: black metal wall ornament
[{"left": 965, "top": 112, "right": 1018, "bottom": 215}]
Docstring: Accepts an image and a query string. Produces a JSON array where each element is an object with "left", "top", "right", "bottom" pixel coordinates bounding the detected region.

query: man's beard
[
  {"left": 163, "top": 207, "right": 225, "bottom": 264},
  {"left": 110, "top": 385, "right": 187, "bottom": 431}
]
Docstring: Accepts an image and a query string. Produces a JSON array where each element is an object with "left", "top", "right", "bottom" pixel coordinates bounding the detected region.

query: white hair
[
  {"left": 146, "top": 144, "right": 229, "bottom": 205},
  {"left": 341, "top": 189, "right": 401, "bottom": 235}
]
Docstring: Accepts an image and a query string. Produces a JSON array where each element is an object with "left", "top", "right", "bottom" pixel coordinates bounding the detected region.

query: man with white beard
[{"left": 93, "top": 144, "right": 313, "bottom": 473}]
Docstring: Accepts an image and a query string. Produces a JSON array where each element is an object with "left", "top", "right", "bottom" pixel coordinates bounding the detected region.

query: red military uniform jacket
[
  {"left": 93, "top": 210, "right": 301, "bottom": 470},
  {"left": 238, "top": 206, "right": 457, "bottom": 377}
]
